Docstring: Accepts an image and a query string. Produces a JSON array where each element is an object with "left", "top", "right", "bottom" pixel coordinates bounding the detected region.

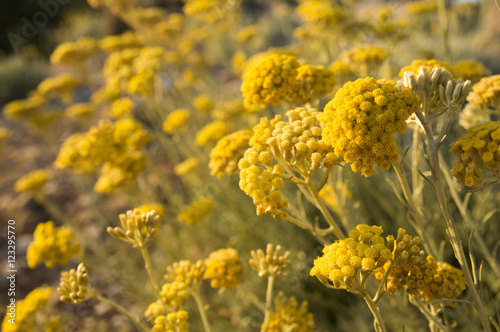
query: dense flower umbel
[
  {"left": 310, "top": 224, "right": 392, "bottom": 289},
  {"left": 296, "top": 0, "right": 341, "bottom": 27},
  {"left": 151, "top": 311, "right": 189, "bottom": 332},
  {"left": 321, "top": 77, "right": 418, "bottom": 177},
  {"left": 466, "top": 75, "right": 500, "bottom": 112},
  {"left": 398, "top": 59, "right": 454, "bottom": 78},
  {"left": 146, "top": 281, "right": 190, "bottom": 316},
  {"left": 249, "top": 244, "right": 291, "bottom": 277},
  {"left": 203, "top": 248, "right": 244, "bottom": 288},
  {"left": 295, "top": 64, "right": 336, "bottom": 104},
  {"left": 174, "top": 158, "right": 199, "bottom": 176},
  {"left": 163, "top": 109, "right": 190, "bottom": 134},
  {"left": 14, "top": 169, "right": 52, "bottom": 192},
  {"left": 58, "top": 263, "right": 94, "bottom": 305},
  {"left": 209, "top": 129, "right": 252, "bottom": 179},
  {"left": 452, "top": 60, "right": 490, "bottom": 83},
  {"left": 177, "top": 196, "right": 216, "bottom": 225},
  {"left": 381, "top": 256, "right": 466, "bottom": 305},
  {"left": 1, "top": 287, "right": 53, "bottom": 332},
  {"left": 165, "top": 260, "right": 206, "bottom": 287},
  {"left": 241, "top": 53, "right": 301, "bottom": 108},
  {"left": 26, "top": 221, "right": 81, "bottom": 269},
  {"left": 107, "top": 210, "right": 160, "bottom": 247},
  {"left": 261, "top": 293, "right": 315, "bottom": 332},
  {"left": 450, "top": 121, "right": 500, "bottom": 188},
  {"left": 195, "top": 121, "right": 229, "bottom": 146}
]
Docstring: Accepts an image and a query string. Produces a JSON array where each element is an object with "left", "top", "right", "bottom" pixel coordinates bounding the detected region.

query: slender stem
[
  {"left": 410, "top": 298, "right": 448, "bottom": 332},
  {"left": 261, "top": 276, "right": 275, "bottom": 332},
  {"left": 363, "top": 293, "right": 387, "bottom": 332},
  {"left": 95, "top": 294, "right": 149, "bottom": 332},
  {"left": 139, "top": 246, "right": 166, "bottom": 313},
  {"left": 418, "top": 113, "right": 492, "bottom": 332},
  {"left": 189, "top": 287, "right": 212, "bottom": 332},
  {"left": 373, "top": 264, "right": 394, "bottom": 303}
]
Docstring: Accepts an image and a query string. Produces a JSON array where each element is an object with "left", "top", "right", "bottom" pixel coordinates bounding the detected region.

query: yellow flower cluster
[
  {"left": 26, "top": 221, "right": 80, "bottom": 269},
  {"left": 261, "top": 294, "right": 315, "bottom": 332},
  {"left": 99, "top": 31, "right": 144, "bottom": 52},
  {"left": 163, "top": 109, "right": 190, "bottom": 134},
  {"left": 203, "top": 248, "right": 244, "bottom": 288},
  {"left": 165, "top": 260, "right": 206, "bottom": 287},
  {"left": 195, "top": 121, "right": 228, "bottom": 146},
  {"left": 151, "top": 311, "right": 189, "bottom": 332},
  {"left": 241, "top": 53, "right": 301, "bottom": 108},
  {"left": 237, "top": 25, "right": 258, "bottom": 43},
  {"left": 295, "top": 64, "right": 336, "bottom": 104},
  {"left": 209, "top": 129, "right": 252, "bottom": 179},
  {"left": 58, "top": 263, "right": 94, "bottom": 305},
  {"left": 193, "top": 94, "right": 213, "bottom": 112},
  {"left": 37, "top": 73, "right": 81, "bottom": 102},
  {"left": 1, "top": 287, "right": 53, "bottom": 332},
  {"left": 398, "top": 59, "right": 454, "bottom": 77},
  {"left": 174, "top": 158, "right": 199, "bottom": 176},
  {"left": 177, "top": 196, "right": 216, "bottom": 225},
  {"left": 14, "top": 169, "right": 52, "bottom": 193},
  {"left": 108, "top": 209, "right": 160, "bottom": 247},
  {"left": 134, "top": 202, "right": 165, "bottom": 217},
  {"left": 66, "top": 102, "right": 94, "bottom": 119},
  {"left": 146, "top": 281, "right": 190, "bottom": 316},
  {"left": 450, "top": 121, "right": 500, "bottom": 188},
  {"left": 466, "top": 75, "right": 500, "bottom": 112},
  {"left": 321, "top": 77, "right": 418, "bottom": 177},
  {"left": 109, "top": 97, "right": 133, "bottom": 118},
  {"left": 296, "top": 0, "right": 340, "bottom": 27},
  {"left": 249, "top": 243, "right": 291, "bottom": 278},
  {"left": 405, "top": 1, "right": 438, "bottom": 14},
  {"left": 310, "top": 224, "right": 392, "bottom": 289},
  {"left": 339, "top": 45, "right": 388, "bottom": 68},
  {"left": 383, "top": 256, "right": 466, "bottom": 304},
  {"left": 452, "top": 60, "right": 490, "bottom": 83},
  {"left": 50, "top": 37, "right": 99, "bottom": 66},
  {"left": 3, "top": 95, "right": 46, "bottom": 120},
  {"left": 55, "top": 118, "right": 150, "bottom": 193}
]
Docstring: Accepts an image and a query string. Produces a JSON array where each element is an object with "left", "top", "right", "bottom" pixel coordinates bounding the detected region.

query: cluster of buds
[
  {"left": 151, "top": 311, "right": 189, "bottom": 332},
  {"left": 249, "top": 244, "right": 291, "bottom": 278},
  {"left": 203, "top": 248, "right": 244, "bottom": 289},
  {"left": 107, "top": 210, "right": 160, "bottom": 248},
  {"left": 164, "top": 260, "right": 206, "bottom": 287},
  {"left": 398, "top": 66, "right": 471, "bottom": 117},
  {"left": 58, "top": 263, "right": 94, "bottom": 305},
  {"left": 385, "top": 228, "right": 425, "bottom": 266}
]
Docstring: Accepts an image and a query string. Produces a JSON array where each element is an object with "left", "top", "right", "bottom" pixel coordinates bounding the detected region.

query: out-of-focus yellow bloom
[
  {"left": 134, "top": 202, "right": 165, "bottom": 217},
  {"left": 3, "top": 95, "right": 46, "bottom": 120},
  {"left": 1, "top": 287, "right": 53, "bottom": 332},
  {"left": 165, "top": 260, "right": 206, "bottom": 287},
  {"left": 14, "top": 169, "right": 52, "bottom": 193},
  {"left": 151, "top": 311, "right": 189, "bottom": 332},
  {"left": 195, "top": 121, "right": 228, "bottom": 146},
  {"left": 146, "top": 281, "right": 189, "bottom": 317},
  {"left": 450, "top": 121, "right": 500, "bottom": 189},
  {"left": 295, "top": 64, "right": 336, "bottom": 104},
  {"left": 237, "top": 25, "right": 258, "bottom": 43},
  {"left": 241, "top": 53, "right": 300, "bottom": 108},
  {"left": 133, "top": 7, "right": 166, "bottom": 26},
  {"left": 99, "top": 31, "right": 144, "bottom": 52},
  {"left": 66, "top": 102, "right": 94, "bottom": 118},
  {"left": 50, "top": 37, "right": 99, "bottom": 66},
  {"left": 321, "top": 77, "right": 418, "bottom": 177},
  {"left": 452, "top": 60, "right": 490, "bottom": 83},
  {"left": 156, "top": 13, "right": 185, "bottom": 41},
  {"left": 163, "top": 109, "right": 190, "bottom": 134},
  {"left": 209, "top": 129, "right": 252, "bottom": 179},
  {"left": 310, "top": 224, "right": 392, "bottom": 288},
  {"left": 231, "top": 51, "right": 247, "bottom": 76},
  {"left": 460, "top": 75, "right": 500, "bottom": 128},
  {"left": 36, "top": 73, "right": 80, "bottom": 100},
  {"left": 398, "top": 59, "right": 454, "bottom": 77},
  {"left": 296, "top": 0, "right": 341, "bottom": 27},
  {"left": 177, "top": 196, "right": 216, "bottom": 225},
  {"left": 0, "top": 127, "right": 12, "bottom": 146},
  {"left": 405, "top": 1, "right": 438, "bottom": 15},
  {"left": 26, "top": 221, "right": 80, "bottom": 269},
  {"left": 334, "top": 45, "right": 388, "bottom": 77},
  {"left": 128, "top": 70, "right": 155, "bottom": 96},
  {"left": 109, "top": 97, "right": 133, "bottom": 118},
  {"left": 174, "top": 158, "right": 199, "bottom": 176},
  {"left": 193, "top": 94, "right": 213, "bottom": 112},
  {"left": 203, "top": 248, "right": 244, "bottom": 288},
  {"left": 261, "top": 294, "right": 315, "bottom": 332},
  {"left": 58, "top": 263, "right": 94, "bottom": 305}
]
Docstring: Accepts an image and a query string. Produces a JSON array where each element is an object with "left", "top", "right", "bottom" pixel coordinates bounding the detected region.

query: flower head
[
  {"left": 452, "top": 60, "right": 490, "bottom": 84},
  {"left": 450, "top": 121, "right": 500, "bottom": 188},
  {"left": 163, "top": 109, "right": 190, "bottom": 134},
  {"left": 174, "top": 158, "right": 199, "bottom": 176},
  {"left": 209, "top": 129, "right": 252, "bottom": 179},
  {"left": 26, "top": 221, "right": 80, "bottom": 269},
  {"left": 177, "top": 196, "right": 216, "bottom": 225},
  {"left": 195, "top": 121, "right": 228, "bottom": 146},
  {"left": 249, "top": 244, "right": 291, "bottom": 278},
  {"left": 151, "top": 311, "right": 189, "bottom": 332},
  {"left": 165, "top": 260, "right": 206, "bottom": 287},
  {"left": 14, "top": 169, "right": 52, "bottom": 193},
  {"left": 58, "top": 263, "right": 94, "bottom": 305},
  {"left": 203, "top": 248, "right": 244, "bottom": 288},
  {"left": 398, "top": 59, "right": 454, "bottom": 78},
  {"left": 321, "top": 77, "right": 418, "bottom": 176},
  {"left": 261, "top": 293, "right": 315, "bottom": 332},
  {"left": 107, "top": 210, "right": 160, "bottom": 247},
  {"left": 295, "top": 64, "right": 336, "bottom": 104}
]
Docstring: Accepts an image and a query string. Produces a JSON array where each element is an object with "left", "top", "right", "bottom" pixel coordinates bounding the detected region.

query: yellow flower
[
  {"left": 209, "top": 129, "right": 252, "bottom": 179},
  {"left": 99, "top": 31, "right": 144, "bottom": 52},
  {"left": 128, "top": 70, "right": 156, "bottom": 96},
  {"left": 134, "top": 202, "right": 165, "bottom": 217},
  {"left": 177, "top": 196, "right": 216, "bottom": 225},
  {"left": 146, "top": 281, "right": 190, "bottom": 316},
  {"left": 296, "top": 0, "right": 341, "bottom": 27},
  {"left": 249, "top": 243, "right": 291, "bottom": 278},
  {"left": 261, "top": 293, "right": 315, "bottom": 332},
  {"left": 26, "top": 221, "right": 81, "bottom": 269},
  {"left": 193, "top": 94, "right": 213, "bottom": 112},
  {"left": 151, "top": 311, "right": 189, "bottom": 332},
  {"left": 66, "top": 102, "right": 95, "bottom": 118},
  {"left": 50, "top": 37, "right": 99, "bottom": 65},
  {"left": 1, "top": 287, "right": 53, "bottom": 332},
  {"left": 321, "top": 77, "right": 418, "bottom": 177},
  {"left": 203, "top": 248, "right": 244, "bottom": 288},
  {"left": 163, "top": 109, "right": 190, "bottom": 134},
  {"left": 174, "top": 158, "right": 199, "bottom": 176},
  {"left": 450, "top": 121, "right": 500, "bottom": 189},
  {"left": 36, "top": 73, "right": 80, "bottom": 101},
  {"left": 452, "top": 60, "right": 490, "bottom": 83},
  {"left": 195, "top": 121, "right": 228, "bottom": 146},
  {"left": 58, "top": 263, "right": 94, "bottom": 305},
  {"left": 3, "top": 95, "right": 46, "bottom": 120},
  {"left": 405, "top": 1, "right": 438, "bottom": 15},
  {"left": 109, "top": 97, "right": 133, "bottom": 118},
  {"left": 398, "top": 59, "right": 454, "bottom": 77},
  {"left": 237, "top": 25, "right": 258, "bottom": 43},
  {"left": 165, "top": 260, "right": 206, "bottom": 287},
  {"left": 295, "top": 64, "right": 336, "bottom": 104},
  {"left": 241, "top": 53, "right": 300, "bottom": 108},
  {"left": 108, "top": 209, "right": 160, "bottom": 247},
  {"left": 466, "top": 75, "right": 500, "bottom": 112},
  {"left": 14, "top": 169, "right": 52, "bottom": 193}
]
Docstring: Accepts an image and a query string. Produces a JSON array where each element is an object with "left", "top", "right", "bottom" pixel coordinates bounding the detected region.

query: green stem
[
  {"left": 410, "top": 298, "right": 448, "bottom": 332},
  {"left": 189, "top": 287, "right": 212, "bottom": 332},
  {"left": 139, "top": 246, "right": 166, "bottom": 313},
  {"left": 363, "top": 293, "right": 387, "bottom": 332},
  {"left": 95, "top": 294, "right": 149, "bottom": 332},
  {"left": 373, "top": 264, "right": 394, "bottom": 303},
  {"left": 261, "top": 276, "right": 275, "bottom": 332}
]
